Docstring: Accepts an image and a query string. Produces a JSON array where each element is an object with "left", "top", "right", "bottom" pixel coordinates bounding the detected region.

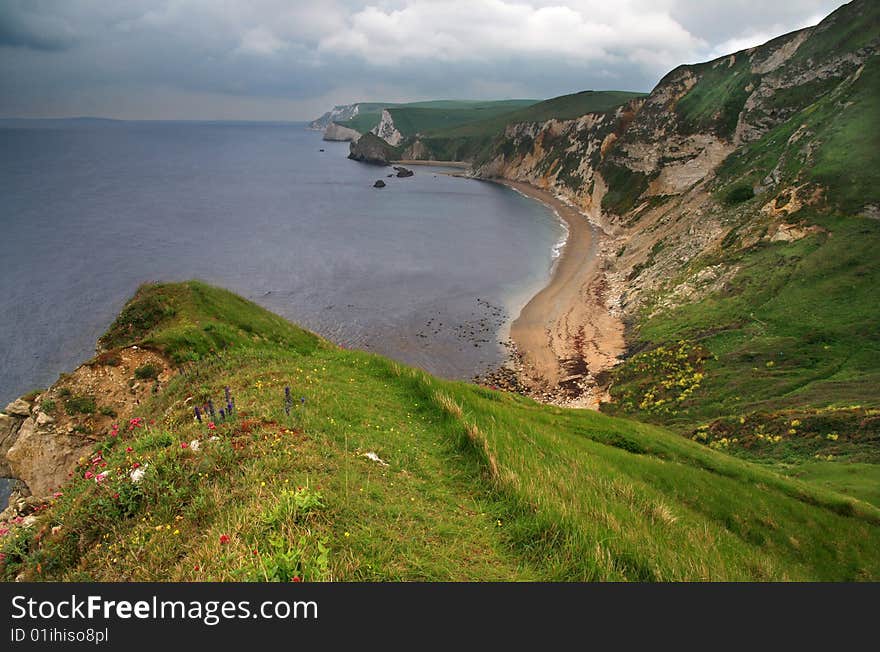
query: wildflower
[
  {"left": 219, "top": 534, "right": 230, "bottom": 545},
  {"left": 284, "top": 386, "right": 292, "bottom": 416},
  {"left": 132, "top": 462, "right": 140, "bottom": 469},
  {"left": 130, "top": 464, "right": 147, "bottom": 484},
  {"left": 126, "top": 447, "right": 133, "bottom": 453},
  {"left": 181, "top": 442, "right": 189, "bottom": 449},
  {"left": 113, "top": 493, "right": 120, "bottom": 499},
  {"left": 291, "top": 576, "right": 302, "bottom": 582},
  {"left": 189, "top": 440, "right": 200, "bottom": 451},
  {"left": 208, "top": 422, "right": 216, "bottom": 431},
  {"left": 219, "top": 408, "right": 226, "bottom": 421},
  {"left": 194, "top": 406, "right": 202, "bottom": 423},
  {"left": 84, "top": 471, "right": 94, "bottom": 480},
  {"left": 194, "top": 565, "right": 200, "bottom": 571},
  {"left": 52, "top": 491, "right": 63, "bottom": 499},
  {"left": 207, "top": 399, "right": 216, "bottom": 419}
]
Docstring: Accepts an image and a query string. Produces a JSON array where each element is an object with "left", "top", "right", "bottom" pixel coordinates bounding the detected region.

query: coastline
[
  {"left": 490, "top": 180, "right": 625, "bottom": 408},
  {"left": 391, "top": 159, "right": 470, "bottom": 168}
]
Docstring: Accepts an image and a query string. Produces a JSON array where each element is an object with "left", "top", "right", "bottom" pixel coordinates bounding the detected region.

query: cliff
[
  {"left": 371, "top": 109, "right": 404, "bottom": 146},
  {"left": 474, "top": 0, "right": 880, "bottom": 443},
  {"left": 2, "top": 281, "right": 878, "bottom": 582},
  {"left": 348, "top": 132, "right": 400, "bottom": 165},
  {"left": 308, "top": 103, "right": 360, "bottom": 131},
  {"left": 323, "top": 121, "right": 362, "bottom": 143}
]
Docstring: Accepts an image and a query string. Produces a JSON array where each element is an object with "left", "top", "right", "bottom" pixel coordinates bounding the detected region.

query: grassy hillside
[
  {"left": 600, "top": 1, "right": 880, "bottom": 497},
  {"left": 336, "top": 99, "right": 538, "bottom": 135},
  {"left": 407, "top": 91, "right": 644, "bottom": 162},
  {"left": 3, "top": 281, "right": 879, "bottom": 581}
]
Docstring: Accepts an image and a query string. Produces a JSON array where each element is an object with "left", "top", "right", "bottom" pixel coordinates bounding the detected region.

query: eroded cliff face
[
  {"left": 323, "top": 122, "right": 361, "bottom": 143},
  {"left": 371, "top": 109, "right": 404, "bottom": 146},
  {"left": 0, "top": 347, "right": 174, "bottom": 498},
  {"left": 309, "top": 103, "right": 360, "bottom": 131},
  {"left": 474, "top": 0, "right": 879, "bottom": 401}
]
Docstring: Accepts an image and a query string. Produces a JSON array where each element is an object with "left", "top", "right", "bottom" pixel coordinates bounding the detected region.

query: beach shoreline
[{"left": 488, "top": 179, "right": 625, "bottom": 409}]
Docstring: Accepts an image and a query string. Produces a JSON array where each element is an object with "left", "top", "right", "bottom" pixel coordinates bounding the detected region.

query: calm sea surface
[{"left": 0, "top": 120, "right": 564, "bottom": 406}]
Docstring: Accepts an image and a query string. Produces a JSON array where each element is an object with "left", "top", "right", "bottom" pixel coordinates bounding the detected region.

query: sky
[{"left": 0, "top": 0, "right": 848, "bottom": 120}]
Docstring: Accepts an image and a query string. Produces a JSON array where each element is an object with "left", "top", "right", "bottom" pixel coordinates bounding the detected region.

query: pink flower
[
  {"left": 180, "top": 442, "right": 189, "bottom": 449},
  {"left": 291, "top": 576, "right": 302, "bottom": 582},
  {"left": 52, "top": 491, "right": 63, "bottom": 499},
  {"left": 208, "top": 422, "right": 217, "bottom": 431},
  {"left": 132, "top": 462, "right": 140, "bottom": 469},
  {"left": 126, "top": 447, "right": 133, "bottom": 453},
  {"left": 84, "top": 471, "right": 94, "bottom": 480},
  {"left": 219, "top": 534, "right": 230, "bottom": 545}
]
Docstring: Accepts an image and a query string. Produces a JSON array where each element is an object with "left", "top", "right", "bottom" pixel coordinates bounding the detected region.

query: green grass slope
[
  {"left": 336, "top": 99, "right": 539, "bottom": 135},
  {"left": 408, "top": 91, "right": 645, "bottom": 162},
  {"left": 3, "top": 281, "right": 879, "bottom": 581},
  {"left": 603, "top": 0, "right": 880, "bottom": 499}
]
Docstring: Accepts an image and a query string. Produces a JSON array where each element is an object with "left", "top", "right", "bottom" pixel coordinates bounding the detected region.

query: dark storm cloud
[
  {"left": 0, "top": 1, "right": 78, "bottom": 51},
  {"left": 0, "top": 0, "right": 849, "bottom": 120}
]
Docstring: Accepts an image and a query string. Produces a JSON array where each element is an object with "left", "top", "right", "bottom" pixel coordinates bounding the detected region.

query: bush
[
  {"left": 64, "top": 395, "right": 96, "bottom": 416},
  {"left": 725, "top": 184, "right": 755, "bottom": 204},
  {"left": 134, "top": 364, "right": 160, "bottom": 381}
]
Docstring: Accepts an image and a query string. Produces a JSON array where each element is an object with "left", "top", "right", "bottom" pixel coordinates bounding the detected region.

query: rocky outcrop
[
  {"left": 348, "top": 133, "right": 398, "bottom": 165},
  {"left": 472, "top": 0, "right": 878, "bottom": 403},
  {"left": 373, "top": 180, "right": 386, "bottom": 188},
  {"left": 371, "top": 109, "right": 404, "bottom": 146},
  {"left": 1, "top": 346, "right": 174, "bottom": 498},
  {"left": 323, "top": 122, "right": 361, "bottom": 143},
  {"left": 308, "top": 103, "right": 360, "bottom": 131},
  {"left": 393, "top": 166, "right": 414, "bottom": 178}
]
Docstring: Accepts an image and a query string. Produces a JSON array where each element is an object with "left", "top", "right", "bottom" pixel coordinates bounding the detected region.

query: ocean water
[{"left": 0, "top": 120, "right": 565, "bottom": 406}]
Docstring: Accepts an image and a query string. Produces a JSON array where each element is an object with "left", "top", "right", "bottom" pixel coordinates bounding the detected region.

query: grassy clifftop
[{"left": 3, "top": 281, "right": 879, "bottom": 581}]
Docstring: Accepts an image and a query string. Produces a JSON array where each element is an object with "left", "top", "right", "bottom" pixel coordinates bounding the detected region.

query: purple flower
[{"left": 194, "top": 406, "right": 202, "bottom": 423}]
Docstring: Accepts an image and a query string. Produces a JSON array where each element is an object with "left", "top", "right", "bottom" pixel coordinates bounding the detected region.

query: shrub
[
  {"left": 725, "top": 184, "right": 755, "bottom": 204},
  {"left": 134, "top": 364, "right": 160, "bottom": 381},
  {"left": 64, "top": 395, "right": 96, "bottom": 415}
]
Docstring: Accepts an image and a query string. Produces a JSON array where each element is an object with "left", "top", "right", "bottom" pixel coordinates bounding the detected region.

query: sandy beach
[{"left": 497, "top": 180, "right": 625, "bottom": 408}]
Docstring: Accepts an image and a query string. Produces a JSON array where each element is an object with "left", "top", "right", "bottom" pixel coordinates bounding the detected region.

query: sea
[{"left": 0, "top": 119, "right": 565, "bottom": 409}]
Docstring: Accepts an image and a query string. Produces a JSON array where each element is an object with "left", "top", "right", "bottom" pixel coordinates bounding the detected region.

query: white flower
[
  {"left": 189, "top": 439, "right": 200, "bottom": 451},
  {"left": 130, "top": 464, "right": 149, "bottom": 484}
]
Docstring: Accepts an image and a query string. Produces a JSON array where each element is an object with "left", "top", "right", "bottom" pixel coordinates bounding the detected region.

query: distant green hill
[
  {"left": 3, "top": 281, "right": 878, "bottom": 581},
  {"left": 335, "top": 99, "right": 539, "bottom": 136},
  {"left": 406, "top": 90, "right": 646, "bottom": 161}
]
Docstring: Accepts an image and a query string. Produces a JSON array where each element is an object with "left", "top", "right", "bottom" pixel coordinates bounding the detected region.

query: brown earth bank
[
  {"left": 0, "top": 346, "right": 175, "bottom": 497},
  {"left": 489, "top": 180, "right": 625, "bottom": 408}
]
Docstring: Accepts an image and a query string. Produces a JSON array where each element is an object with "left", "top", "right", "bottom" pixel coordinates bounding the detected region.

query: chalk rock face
[
  {"left": 5, "top": 416, "right": 93, "bottom": 497},
  {"left": 372, "top": 109, "right": 403, "bottom": 146},
  {"left": 323, "top": 122, "right": 362, "bottom": 143}
]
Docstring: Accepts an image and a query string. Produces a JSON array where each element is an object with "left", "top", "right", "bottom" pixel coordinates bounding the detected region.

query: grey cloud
[
  {"left": 0, "top": 1, "right": 79, "bottom": 50},
  {"left": 0, "top": 0, "right": 850, "bottom": 120}
]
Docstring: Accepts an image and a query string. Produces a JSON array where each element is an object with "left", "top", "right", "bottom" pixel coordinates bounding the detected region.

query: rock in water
[
  {"left": 348, "top": 133, "right": 397, "bottom": 166},
  {"left": 373, "top": 180, "right": 386, "bottom": 188},
  {"left": 394, "top": 166, "right": 414, "bottom": 178}
]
